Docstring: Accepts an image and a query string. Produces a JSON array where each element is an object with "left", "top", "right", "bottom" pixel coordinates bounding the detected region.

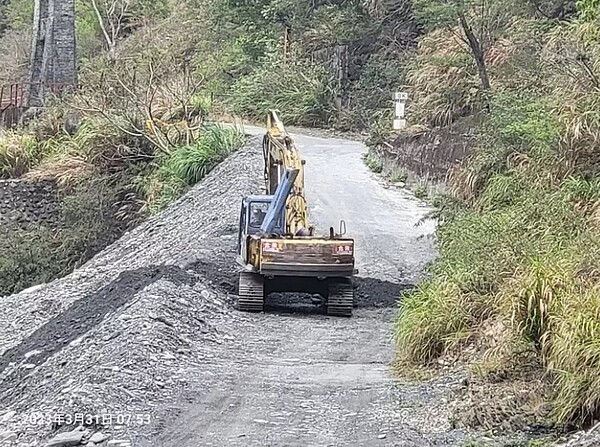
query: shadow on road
[
  {"left": 190, "top": 259, "right": 416, "bottom": 315},
  {"left": 354, "top": 277, "right": 414, "bottom": 309},
  {"left": 262, "top": 276, "right": 414, "bottom": 316}
]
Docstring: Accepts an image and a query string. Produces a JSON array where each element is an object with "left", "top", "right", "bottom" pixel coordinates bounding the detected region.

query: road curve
[{"left": 148, "top": 128, "right": 461, "bottom": 447}]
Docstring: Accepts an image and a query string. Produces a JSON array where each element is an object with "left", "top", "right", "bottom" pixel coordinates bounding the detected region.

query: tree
[
  {"left": 88, "top": 0, "right": 169, "bottom": 60},
  {"left": 413, "top": 0, "right": 522, "bottom": 90},
  {"left": 90, "top": 0, "right": 131, "bottom": 60}
]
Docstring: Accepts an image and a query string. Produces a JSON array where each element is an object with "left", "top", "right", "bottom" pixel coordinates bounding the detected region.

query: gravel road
[
  {"left": 146, "top": 127, "right": 465, "bottom": 447},
  {"left": 0, "top": 129, "right": 470, "bottom": 447},
  {"left": 243, "top": 125, "right": 438, "bottom": 283}
]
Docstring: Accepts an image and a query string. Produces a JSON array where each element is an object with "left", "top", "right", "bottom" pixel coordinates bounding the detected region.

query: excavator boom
[{"left": 263, "top": 111, "right": 310, "bottom": 235}]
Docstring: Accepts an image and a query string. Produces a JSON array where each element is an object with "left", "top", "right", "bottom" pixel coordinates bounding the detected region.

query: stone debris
[
  {"left": 0, "top": 431, "right": 17, "bottom": 442},
  {"left": 45, "top": 428, "right": 88, "bottom": 446},
  {"left": 1, "top": 411, "right": 16, "bottom": 422},
  {"left": 0, "top": 131, "right": 548, "bottom": 447},
  {"left": 88, "top": 432, "right": 108, "bottom": 444},
  {"left": 555, "top": 422, "right": 600, "bottom": 447},
  {"left": 0, "top": 140, "right": 264, "bottom": 446},
  {"left": 107, "top": 440, "right": 131, "bottom": 446},
  {"left": 0, "top": 179, "right": 60, "bottom": 229}
]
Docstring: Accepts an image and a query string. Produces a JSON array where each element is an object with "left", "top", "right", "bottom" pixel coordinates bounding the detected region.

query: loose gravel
[{"left": 0, "top": 140, "right": 263, "bottom": 446}]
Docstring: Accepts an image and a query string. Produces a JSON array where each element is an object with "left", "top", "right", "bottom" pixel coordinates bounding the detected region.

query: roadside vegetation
[
  {"left": 395, "top": 0, "right": 600, "bottom": 431},
  {"left": 0, "top": 112, "right": 243, "bottom": 295},
  {"left": 0, "top": 0, "right": 247, "bottom": 295}
]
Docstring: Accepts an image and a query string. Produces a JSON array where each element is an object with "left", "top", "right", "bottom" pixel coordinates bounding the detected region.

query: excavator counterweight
[{"left": 236, "top": 111, "right": 356, "bottom": 316}]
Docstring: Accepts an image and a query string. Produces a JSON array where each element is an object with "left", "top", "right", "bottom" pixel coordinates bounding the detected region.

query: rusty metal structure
[{"left": 0, "top": 82, "right": 72, "bottom": 128}]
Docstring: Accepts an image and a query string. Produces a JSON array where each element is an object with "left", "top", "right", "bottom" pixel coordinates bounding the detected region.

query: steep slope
[{"left": 0, "top": 140, "right": 263, "bottom": 445}]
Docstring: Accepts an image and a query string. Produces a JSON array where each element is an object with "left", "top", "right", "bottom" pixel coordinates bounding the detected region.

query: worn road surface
[{"left": 147, "top": 128, "right": 463, "bottom": 446}]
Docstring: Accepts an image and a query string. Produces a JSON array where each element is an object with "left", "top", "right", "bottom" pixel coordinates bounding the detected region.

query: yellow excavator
[{"left": 236, "top": 111, "right": 356, "bottom": 316}]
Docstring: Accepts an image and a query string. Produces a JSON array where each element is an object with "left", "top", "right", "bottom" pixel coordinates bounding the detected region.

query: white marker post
[{"left": 393, "top": 92, "right": 408, "bottom": 130}]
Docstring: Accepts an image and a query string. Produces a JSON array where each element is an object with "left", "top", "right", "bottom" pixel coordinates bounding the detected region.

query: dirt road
[
  {"left": 147, "top": 128, "right": 464, "bottom": 446},
  {"left": 244, "top": 126, "right": 438, "bottom": 283}
]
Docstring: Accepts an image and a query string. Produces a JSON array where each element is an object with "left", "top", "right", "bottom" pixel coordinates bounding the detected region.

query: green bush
[
  {"left": 413, "top": 183, "right": 429, "bottom": 200},
  {"left": 229, "top": 57, "right": 336, "bottom": 127},
  {"left": 485, "top": 92, "right": 559, "bottom": 157},
  {"left": 138, "top": 124, "right": 245, "bottom": 213},
  {"left": 164, "top": 124, "right": 244, "bottom": 185},
  {"left": 366, "top": 155, "right": 383, "bottom": 173},
  {"left": 390, "top": 170, "right": 409, "bottom": 183}
]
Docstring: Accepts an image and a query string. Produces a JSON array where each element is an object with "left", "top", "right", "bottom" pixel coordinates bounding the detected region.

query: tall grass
[
  {"left": 163, "top": 124, "right": 244, "bottom": 185},
  {"left": 396, "top": 26, "right": 600, "bottom": 426},
  {"left": 406, "top": 29, "right": 482, "bottom": 127},
  {"left": 229, "top": 57, "right": 336, "bottom": 127},
  {"left": 138, "top": 124, "right": 245, "bottom": 213},
  {"left": 397, "top": 162, "right": 600, "bottom": 424},
  {"left": 396, "top": 279, "right": 477, "bottom": 363},
  {"left": 0, "top": 132, "right": 41, "bottom": 178}
]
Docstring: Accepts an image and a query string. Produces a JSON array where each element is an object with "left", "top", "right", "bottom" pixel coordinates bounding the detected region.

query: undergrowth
[
  {"left": 228, "top": 58, "right": 336, "bottom": 127},
  {"left": 137, "top": 124, "right": 245, "bottom": 214},
  {"left": 395, "top": 5, "right": 600, "bottom": 430},
  {"left": 0, "top": 115, "right": 244, "bottom": 296}
]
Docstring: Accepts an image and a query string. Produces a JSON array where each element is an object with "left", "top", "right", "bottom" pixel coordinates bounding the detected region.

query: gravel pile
[
  {"left": 554, "top": 425, "right": 600, "bottom": 447},
  {"left": 0, "top": 139, "right": 263, "bottom": 446}
]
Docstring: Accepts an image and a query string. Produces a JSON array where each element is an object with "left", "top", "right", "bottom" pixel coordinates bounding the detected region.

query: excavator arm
[
  {"left": 263, "top": 111, "right": 311, "bottom": 236},
  {"left": 260, "top": 168, "right": 299, "bottom": 235}
]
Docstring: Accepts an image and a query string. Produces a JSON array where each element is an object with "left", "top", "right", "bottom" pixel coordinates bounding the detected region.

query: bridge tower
[{"left": 28, "top": 0, "right": 77, "bottom": 107}]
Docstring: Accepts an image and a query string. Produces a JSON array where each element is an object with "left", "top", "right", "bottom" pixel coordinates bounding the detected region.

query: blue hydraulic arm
[{"left": 260, "top": 168, "right": 299, "bottom": 235}]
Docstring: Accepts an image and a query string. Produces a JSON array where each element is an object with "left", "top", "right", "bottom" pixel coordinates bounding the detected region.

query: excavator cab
[{"left": 237, "top": 196, "right": 285, "bottom": 254}]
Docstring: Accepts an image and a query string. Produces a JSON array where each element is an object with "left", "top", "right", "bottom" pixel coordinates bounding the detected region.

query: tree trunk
[
  {"left": 28, "top": 0, "right": 49, "bottom": 107},
  {"left": 458, "top": 10, "right": 491, "bottom": 90}
]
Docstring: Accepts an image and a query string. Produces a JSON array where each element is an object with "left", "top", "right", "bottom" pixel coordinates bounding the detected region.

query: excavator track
[
  {"left": 327, "top": 279, "right": 354, "bottom": 317},
  {"left": 237, "top": 272, "right": 265, "bottom": 312}
]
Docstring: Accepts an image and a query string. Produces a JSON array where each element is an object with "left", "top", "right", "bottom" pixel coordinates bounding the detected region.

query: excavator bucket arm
[
  {"left": 263, "top": 110, "right": 310, "bottom": 235},
  {"left": 260, "top": 168, "right": 299, "bottom": 235}
]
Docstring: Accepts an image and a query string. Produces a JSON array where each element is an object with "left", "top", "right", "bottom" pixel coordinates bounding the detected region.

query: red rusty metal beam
[{"left": 0, "top": 81, "right": 77, "bottom": 112}]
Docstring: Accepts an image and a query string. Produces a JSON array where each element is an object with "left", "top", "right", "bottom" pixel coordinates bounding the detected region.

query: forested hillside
[
  {"left": 0, "top": 0, "right": 599, "bottom": 438},
  {"left": 0, "top": 0, "right": 414, "bottom": 295}
]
